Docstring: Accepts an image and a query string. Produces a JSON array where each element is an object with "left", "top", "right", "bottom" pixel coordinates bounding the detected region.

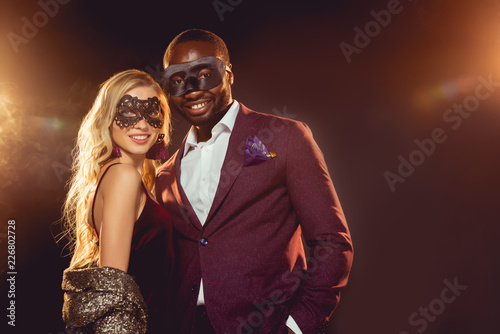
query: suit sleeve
[{"left": 285, "top": 121, "right": 353, "bottom": 334}]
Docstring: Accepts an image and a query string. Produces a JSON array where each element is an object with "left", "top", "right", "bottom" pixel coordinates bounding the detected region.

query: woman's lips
[{"left": 129, "top": 134, "right": 150, "bottom": 144}]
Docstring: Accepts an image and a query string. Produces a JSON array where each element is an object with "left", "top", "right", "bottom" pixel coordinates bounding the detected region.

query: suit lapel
[{"left": 205, "top": 104, "right": 260, "bottom": 225}]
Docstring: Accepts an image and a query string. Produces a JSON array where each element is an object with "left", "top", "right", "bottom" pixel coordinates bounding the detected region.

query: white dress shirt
[{"left": 179, "top": 100, "right": 303, "bottom": 334}]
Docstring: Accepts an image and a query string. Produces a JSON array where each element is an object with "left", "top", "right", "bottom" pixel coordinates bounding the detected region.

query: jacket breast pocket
[{"left": 240, "top": 159, "right": 276, "bottom": 175}]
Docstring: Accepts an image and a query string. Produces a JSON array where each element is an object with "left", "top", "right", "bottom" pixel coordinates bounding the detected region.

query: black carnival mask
[
  {"left": 114, "top": 94, "right": 164, "bottom": 129},
  {"left": 162, "top": 56, "right": 230, "bottom": 96}
]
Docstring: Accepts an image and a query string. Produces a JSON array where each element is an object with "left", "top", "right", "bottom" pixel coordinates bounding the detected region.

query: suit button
[
  {"left": 191, "top": 285, "right": 198, "bottom": 293},
  {"left": 200, "top": 238, "right": 208, "bottom": 246}
]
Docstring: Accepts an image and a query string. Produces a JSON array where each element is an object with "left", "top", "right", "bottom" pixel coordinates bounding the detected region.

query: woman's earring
[
  {"left": 146, "top": 134, "right": 168, "bottom": 160},
  {"left": 112, "top": 141, "right": 122, "bottom": 157}
]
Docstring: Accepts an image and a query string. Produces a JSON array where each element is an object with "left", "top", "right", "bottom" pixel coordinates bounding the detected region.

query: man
[{"left": 156, "top": 29, "right": 353, "bottom": 334}]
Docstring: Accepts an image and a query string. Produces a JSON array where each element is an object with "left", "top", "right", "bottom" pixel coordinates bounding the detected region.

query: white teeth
[
  {"left": 131, "top": 135, "right": 148, "bottom": 140},
  {"left": 190, "top": 102, "right": 208, "bottom": 110}
]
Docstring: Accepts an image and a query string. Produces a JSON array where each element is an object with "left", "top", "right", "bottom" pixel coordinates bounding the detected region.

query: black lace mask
[{"left": 114, "top": 94, "right": 164, "bottom": 129}]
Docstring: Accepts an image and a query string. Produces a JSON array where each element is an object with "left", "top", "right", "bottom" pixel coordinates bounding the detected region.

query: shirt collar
[{"left": 183, "top": 100, "right": 240, "bottom": 156}]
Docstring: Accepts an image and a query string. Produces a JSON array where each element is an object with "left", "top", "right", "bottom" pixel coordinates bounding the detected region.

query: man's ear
[{"left": 228, "top": 64, "right": 234, "bottom": 85}]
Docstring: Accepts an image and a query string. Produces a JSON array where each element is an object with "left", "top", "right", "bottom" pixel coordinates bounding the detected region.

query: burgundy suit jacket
[{"left": 156, "top": 103, "right": 353, "bottom": 334}]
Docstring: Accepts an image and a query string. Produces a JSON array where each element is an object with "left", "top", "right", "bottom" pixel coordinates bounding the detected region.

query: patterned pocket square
[{"left": 244, "top": 135, "right": 276, "bottom": 167}]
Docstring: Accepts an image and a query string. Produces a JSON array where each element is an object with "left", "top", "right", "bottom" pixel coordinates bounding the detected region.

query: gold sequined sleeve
[{"left": 61, "top": 266, "right": 148, "bottom": 334}]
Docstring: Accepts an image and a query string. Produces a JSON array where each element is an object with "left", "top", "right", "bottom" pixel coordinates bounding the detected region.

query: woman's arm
[{"left": 97, "top": 164, "right": 143, "bottom": 272}]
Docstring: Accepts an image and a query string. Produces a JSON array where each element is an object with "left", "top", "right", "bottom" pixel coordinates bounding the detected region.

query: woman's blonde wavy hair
[{"left": 62, "top": 69, "right": 171, "bottom": 269}]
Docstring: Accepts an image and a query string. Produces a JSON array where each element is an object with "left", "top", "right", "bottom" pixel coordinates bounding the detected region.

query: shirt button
[
  {"left": 202, "top": 177, "right": 206, "bottom": 182},
  {"left": 200, "top": 238, "right": 208, "bottom": 246}
]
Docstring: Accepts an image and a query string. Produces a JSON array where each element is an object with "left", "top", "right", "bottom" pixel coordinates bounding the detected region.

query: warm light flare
[{"left": 412, "top": 75, "right": 477, "bottom": 111}]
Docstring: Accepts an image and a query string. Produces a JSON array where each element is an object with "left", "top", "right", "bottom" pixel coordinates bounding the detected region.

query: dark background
[{"left": 1, "top": 0, "right": 499, "bottom": 333}]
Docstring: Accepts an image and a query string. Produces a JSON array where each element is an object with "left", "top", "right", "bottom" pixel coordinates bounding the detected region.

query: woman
[{"left": 61, "top": 69, "right": 174, "bottom": 334}]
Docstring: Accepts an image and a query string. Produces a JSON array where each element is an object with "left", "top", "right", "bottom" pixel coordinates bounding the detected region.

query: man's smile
[
  {"left": 182, "top": 99, "right": 213, "bottom": 116},
  {"left": 188, "top": 101, "right": 209, "bottom": 110}
]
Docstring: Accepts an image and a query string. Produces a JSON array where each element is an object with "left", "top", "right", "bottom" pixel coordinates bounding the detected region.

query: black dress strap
[{"left": 91, "top": 163, "right": 121, "bottom": 238}]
